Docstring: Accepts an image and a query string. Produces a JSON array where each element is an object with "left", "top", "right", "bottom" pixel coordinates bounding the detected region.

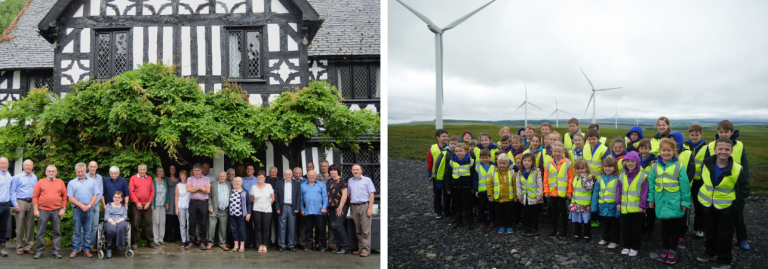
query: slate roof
[
  {"left": 0, "top": 0, "right": 56, "bottom": 70},
  {"left": 307, "top": 0, "right": 380, "bottom": 57}
]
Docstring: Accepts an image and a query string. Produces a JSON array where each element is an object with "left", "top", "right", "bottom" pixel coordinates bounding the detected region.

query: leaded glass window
[
  {"left": 338, "top": 148, "right": 380, "bottom": 191},
  {"left": 228, "top": 29, "right": 262, "bottom": 79},
  {"left": 336, "top": 65, "right": 380, "bottom": 100},
  {"left": 96, "top": 31, "right": 130, "bottom": 79}
]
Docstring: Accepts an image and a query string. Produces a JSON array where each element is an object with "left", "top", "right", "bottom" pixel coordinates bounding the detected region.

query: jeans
[
  {"left": 328, "top": 206, "right": 349, "bottom": 251},
  {"left": 178, "top": 208, "right": 189, "bottom": 243},
  {"left": 278, "top": 205, "right": 296, "bottom": 248},
  {"left": 72, "top": 207, "right": 94, "bottom": 252},
  {"left": 229, "top": 215, "right": 247, "bottom": 242},
  {"left": 36, "top": 209, "right": 61, "bottom": 254},
  {"left": 0, "top": 203, "right": 9, "bottom": 244},
  {"left": 89, "top": 203, "right": 100, "bottom": 249},
  {"left": 432, "top": 179, "right": 443, "bottom": 214},
  {"left": 305, "top": 214, "right": 326, "bottom": 249}
]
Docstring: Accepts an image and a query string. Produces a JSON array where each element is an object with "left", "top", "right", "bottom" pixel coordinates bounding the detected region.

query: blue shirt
[
  {"left": 714, "top": 164, "right": 726, "bottom": 186},
  {"left": 217, "top": 181, "right": 229, "bottom": 210},
  {"left": 103, "top": 176, "right": 130, "bottom": 204},
  {"left": 11, "top": 172, "right": 38, "bottom": 206},
  {"left": 300, "top": 181, "right": 327, "bottom": 215},
  {"left": 67, "top": 177, "right": 99, "bottom": 208},
  {"left": 0, "top": 170, "right": 12, "bottom": 203},
  {"left": 86, "top": 173, "right": 103, "bottom": 204},
  {"left": 348, "top": 175, "right": 376, "bottom": 204},
  {"left": 242, "top": 176, "right": 258, "bottom": 199}
]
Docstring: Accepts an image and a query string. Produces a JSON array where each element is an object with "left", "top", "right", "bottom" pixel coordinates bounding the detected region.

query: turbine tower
[
  {"left": 611, "top": 106, "right": 623, "bottom": 129},
  {"left": 396, "top": 0, "right": 495, "bottom": 129},
  {"left": 581, "top": 68, "right": 622, "bottom": 124},
  {"left": 635, "top": 114, "right": 639, "bottom": 126},
  {"left": 515, "top": 85, "right": 542, "bottom": 126},
  {"left": 548, "top": 96, "right": 570, "bottom": 127}
]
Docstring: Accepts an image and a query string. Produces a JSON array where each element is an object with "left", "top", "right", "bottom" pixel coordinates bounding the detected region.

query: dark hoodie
[
  {"left": 701, "top": 155, "right": 749, "bottom": 214},
  {"left": 444, "top": 152, "right": 476, "bottom": 191},
  {"left": 625, "top": 126, "right": 644, "bottom": 152},
  {"left": 684, "top": 138, "right": 707, "bottom": 156},
  {"left": 669, "top": 131, "right": 696, "bottom": 179},
  {"left": 615, "top": 151, "right": 650, "bottom": 210},
  {"left": 705, "top": 130, "right": 749, "bottom": 181}
]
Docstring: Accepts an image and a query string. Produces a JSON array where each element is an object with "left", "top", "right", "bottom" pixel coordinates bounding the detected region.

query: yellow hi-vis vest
[
  {"left": 546, "top": 160, "right": 571, "bottom": 198},
  {"left": 688, "top": 144, "right": 706, "bottom": 181},
  {"left": 434, "top": 151, "right": 449, "bottom": 181},
  {"left": 430, "top": 144, "right": 447, "bottom": 180},
  {"left": 450, "top": 159, "right": 475, "bottom": 179},
  {"left": 678, "top": 150, "right": 692, "bottom": 184},
  {"left": 695, "top": 140, "right": 743, "bottom": 181},
  {"left": 476, "top": 163, "right": 495, "bottom": 192},
  {"left": 571, "top": 176, "right": 592, "bottom": 206},
  {"left": 653, "top": 162, "right": 682, "bottom": 193},
  {"left": 584, "top": 143, "right": 608, "bottom": 177},
  {"left": 519, "top": 170, "right": 539, "bottom": 199},
  {"left": 598, "top": 175, "right": 618, "bottom": 204},
  {"left": 474, "top": 147, "right": 499, "bottom": 163},
  {"left": 698, "top": 162, "right": 741, "bottom": 210},
  {"left": 492, "top": 169, "right": 515, "bottom": 200},
  {"left": 650, "top": 137, "right": 662, "bottom": 155},
  {"left": 564, "top": 132, "right": 585, "bottom": 153},
  {"left": 625, "top": 137, "right": 640, "bottom": 149},
  {"left": 620, "top": 171, "right": 647, "bottom": 214},
  {"left": 599, "top": 136, "right": 607, "bottom": 145}
]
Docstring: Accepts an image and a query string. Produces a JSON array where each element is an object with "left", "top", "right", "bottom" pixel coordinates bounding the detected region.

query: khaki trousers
[{"left": 351, "top": 204, "right": 372, "bottom": 254}]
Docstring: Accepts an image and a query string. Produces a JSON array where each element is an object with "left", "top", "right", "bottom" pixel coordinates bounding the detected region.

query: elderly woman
[
  {"left": 175, "top": 170, "right": 192, "bottom": 249},
  {"left": 165, "top": 165, "right": 181, "bottom": 243},
  {"left": 104, "top": 191, "right": 128, "bottom": 258},
  {"left": 250, "top": 174, "right": 274, "bottom": 253},
  {"left": 229, "top": 177, "right": 252, "bottom": 252},
  {"left": 152, "top": 167, "right": 169, "bottom": 246}
]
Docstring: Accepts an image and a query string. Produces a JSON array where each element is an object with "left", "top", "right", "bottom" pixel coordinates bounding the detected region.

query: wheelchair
[{"left": 96, "top": 219, "right": 134, "bottom": 259}]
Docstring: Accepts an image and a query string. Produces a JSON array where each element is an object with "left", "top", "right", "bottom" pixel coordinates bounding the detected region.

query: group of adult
[{"left": 0, "top": 157, "right": 377, "bottom": 259}]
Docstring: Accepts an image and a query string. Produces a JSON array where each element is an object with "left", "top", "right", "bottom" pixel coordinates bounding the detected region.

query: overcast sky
[{"left": 387, "top": 0, "right": 768, "bottom": 124}]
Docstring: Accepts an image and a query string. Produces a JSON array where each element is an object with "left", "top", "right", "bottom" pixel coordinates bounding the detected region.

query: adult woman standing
[
  {"left": 152, "top": 167, "right": 169, "bottom": 246},
  {"left": 176, "top": 170, "right": 192, "bottom": 249},
  {"left": 327, "top": 164, "right": 350, "bottom": 254},
  {"left": 165, "top": 165, "right": 180, "bottom": 243},
  {"left": 104, "top": 191, "right": 128, "bottom": 258},
  {"left": 229, "top": 177, "right": 252, "bottom": 252},
  {"left": 250, "top": 173, "right": 274, "bottom": 253}
]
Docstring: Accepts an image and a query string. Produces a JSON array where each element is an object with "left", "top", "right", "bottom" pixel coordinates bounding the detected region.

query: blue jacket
[
  {"left": 591, "top": 174, "right": 620, "bottom": 218},
  {"left": 626, "top": 126, "right": 644, "bottom": 143}
]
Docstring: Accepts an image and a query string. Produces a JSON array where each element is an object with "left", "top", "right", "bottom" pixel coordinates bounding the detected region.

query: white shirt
[
  {"left": 283, "top": 180, "right": 292, "bottom": 204},
  {"left": 205, "top": 173, "right": 216, "bottom": 183},
  {"left": 251, "top": 184, "right": 274, "bottom": 213},
  {"left": 177, "top": 183, "right": 190, "bottom": 209}
]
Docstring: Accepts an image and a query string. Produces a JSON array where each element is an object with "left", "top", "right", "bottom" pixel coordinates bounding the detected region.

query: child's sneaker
[
  {"left": 498, "top": 227, "right": 506, "bottom": 234},
  {"left": 529, "top": 229, "right": 539, "bottom": 236},
  {"left": 739, "top": 240, "right": 750, "bottom": 250},
  {"left": 628, "top": 249, "right": 638, "bottom": 257},
  {"left": 666, "top": 250, "right": 676, "bottom": 265},
  {"left": 679, "top": 237, "right": 685, "bottom": 245},
  {"left": 573, "top": 235, "right": 581, "bottom": 242},
  {"left": 506, "top": 227, "right": 514, "bottom": 234},
  {"left": 697, "top": 254, "right": 717, "bottom": 263},
  {"left": 479, "top": 224, "right": 486, "bottom": 229},
  {"left": 607, "top": 243, "right": 618, "bottom": 249},
  {"left": 695, "top": 230, "right": 705, "bottom": 238},
  {"left": 591, "top": 220, "right": 601, "bottom": 228},
  {"left": 583, "top": 236, "right": 591, "bottom": 242},
  {"left": 711, "top": 264, "right": 731, "bottom": 269},
  {"left": 598, "top": 240, "right": 607, "bottom": 245},
  {"left": 557, "top": 233, "right": 568, "bottom": 240},
  {"left": 516, "top": 223, "right": 523, "bottom": 228},
  {"left": 621, "top": 248, "right": 630, "bottom": 255},
  {"left": 658, "top": 250, "right": 669, "bottom": 263},
  {"left": 489, "top": 223, "right": 496, "bottom": 228},
  {"left": 547, "top": 231, "right": 557, "bottom": 238}
]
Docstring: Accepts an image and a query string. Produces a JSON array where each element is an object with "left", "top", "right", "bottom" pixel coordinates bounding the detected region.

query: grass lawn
[{"left": 389, "top": 122, "right": 768, "bottom": 195}]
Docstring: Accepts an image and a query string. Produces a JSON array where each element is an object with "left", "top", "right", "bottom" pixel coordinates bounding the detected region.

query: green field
[{"left": 389, "top": 122, "right": 768, "bottom": 195}]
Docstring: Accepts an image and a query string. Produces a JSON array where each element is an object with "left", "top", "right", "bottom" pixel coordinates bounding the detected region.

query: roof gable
[{"left": 0, "top": 0, "right": 57, "bottom": 70}]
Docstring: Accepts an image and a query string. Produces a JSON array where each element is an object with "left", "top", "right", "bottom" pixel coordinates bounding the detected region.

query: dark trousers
[
  {"left": 476, "top": 193, "right": 490, "bottom": 225},
  {"left": 305, "top": 215, "right": 326, "bottom": 249},
  {"left": 574, "top": 222, "right": 592, "bottom": 238},
  {"left": 644, "top": 207, "right": 656, "bottom": 235},
  {"left": 105, "top": 221, "right": 127, "bottom": 249},
  {"left": 705, "top": 208, "right": 735, "bottom": 265},
  {"left": 442, "top": 188, "right": 454, "bottom": 217},
  {"left": 451, "top": 188, "right": 473, "bottom": 224},
  {"left": 254, "top": 211, "right": 272, "bottom": 246},
  {"left": 495, "top": 202, "right": 515, "bottom": 227},
  {"left": 36, "top": 209, "right": 62, "bottom": 254},
  {"left": 549, "top": 197, "right": 568, "bottom": 235},
  {"left": 602, "top": 216, "right": 620, "bottom": 243},
  {"left": 188, "top": 200, "right": 208, "bottom": 243},
  {"left": 130, "top": 203, "right": 153, "bottom": 246},
  {"left": 0, "top": 203, "right": 9, "bottom": 244},
  {"left": 690, "top": 179, "right": 706, "bottom": 232},
  {"left": 514, "top": 202, "right": 524, "bottom": 226},
  {"left": 229, "top": 215, "right": 247, "bottom": 242},
  {"left": 432, "top": 179, "right": 443, "bottom": 214},
  {"left": 164, "top": 214, "right": 180, "bottom": 242},
  {"left": 489, "top": 202, "right": 497, "bottom": 222},
  {"left": 245, "top": 217, "right": 255, "bottom": 247},
  {"left": 661, "top": 219, "right": 680, "bottom": 250},
  {"left": 523, "top": 203, "right": 540, "bottom": 230},
  {"left": 621, "top": 213, "right": 644, "bottom": 250},
  {"left": 734, "top": 207, "right": 747, "bottom": 241},
  {"left": 328, "top": 206, "right": 349, "bottom": 251}
]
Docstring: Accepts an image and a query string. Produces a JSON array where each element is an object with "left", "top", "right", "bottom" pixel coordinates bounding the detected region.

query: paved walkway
[{"left": 0, "top": 242, "right": 380, "bottom": 268}]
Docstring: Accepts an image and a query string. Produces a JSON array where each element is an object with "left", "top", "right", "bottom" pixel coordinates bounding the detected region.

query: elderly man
[
  {"left": 11, "top": 159, "right": 38, "bottom": 255},
  {"left": 317, "top": 160, "right": 331, "bottom": 183},
  {"left": 86, "top": 161, "right": 103, "bottom": 253},
  {"left": 129, "top": 164, "right": 155, "bottom": 249},
  {"left": 349, "top": 164, "right": 376, "bottom": 257},
  {"left": 275, "top": 169, "right": 301, "bottom": 252},
  {"left": 202, "top": 163, "right": 216, "bottom": 183},
  {"left": 292, "top": 167, "right": 307, "bottom": 249},
  {"left": 300, "top": 171, "right": 328, "bottom": 252},
  {"left": 315, "top": 160, "right": 332, "bottom": 249},
  {"left": 208, "top": 171, "right": 230, "bottom": 250},
  {"left": 223, "top": 168, "right": 236, "bottom": 247},
  {"left": 187, "top": 163, "right": 211, "bottom": 250},
  {"left": 0, "top": 157, "right": 12, "bottom": 257},
  {"left": 33, "top": 165, "right": 67, "bottom": 259},
  {"left": 242, "top": 165, "right": 258, "bottom": 248},
  {"left": 67, "top": 163, "right": 99, "bottom": 258}
]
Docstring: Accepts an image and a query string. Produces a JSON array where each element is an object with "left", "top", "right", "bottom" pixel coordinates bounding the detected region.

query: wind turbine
[
  {"left": 548, "top": 96, "right": 570, "bottom": 127},
  {"left": 396, "top": 0, "right": 495, "bottom": 129},
  {"left": 611, "top": 106, "right": 623, "bottom": 129},
  {"left": 515, "top": 85, "right": 542, "bottom": 126},
  {"left": 635, "top": 114, "right": 639, "bottom": 126},
  {"left": 581, "top": 68, "right": 622, "bottom": 124}
]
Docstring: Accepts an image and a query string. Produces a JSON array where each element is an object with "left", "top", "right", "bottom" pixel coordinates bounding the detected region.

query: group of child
[{"left": 426, "top": 118, "right": 750, "bottom": 269}]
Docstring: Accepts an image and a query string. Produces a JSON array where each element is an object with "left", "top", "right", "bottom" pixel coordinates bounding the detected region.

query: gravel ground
[{"left": 388, "top": 158, "right": 768, "bottom": 269}]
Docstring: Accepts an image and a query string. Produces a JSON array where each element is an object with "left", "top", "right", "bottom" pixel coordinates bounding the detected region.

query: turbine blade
[
  {"left": 528, "top": 102, "right": 543, "bottom": 110},
  {"left": 559, "top": 110, "right": 570, "bottom": 114},
  {"left": 580, "top": 68, "right": 594, "bottom": 89},
  {"left": 584, "top": 93, "right": 594, "bottom": 114},
  {"left": 595, "top": 87, "right": 622, "bottom": 92},
  {"left": 443, "top": 0, "right": 496, "bottom": 31},
  {"left": 395, "top": 0, "right": 439, "bottom": 30},
  {"left": 555, "top": 96, "right": 558, "bottom": 108},
  {"left": 514, "top": 102, "right": 526, "bottom": 111},
  {"left": 549, "top": 110, "right": 557, "bottom": 118}
]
